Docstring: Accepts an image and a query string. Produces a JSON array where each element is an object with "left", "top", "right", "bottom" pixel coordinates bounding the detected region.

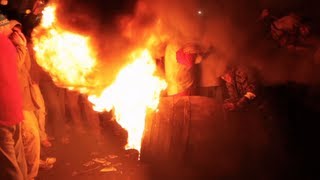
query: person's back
[
  {"left": 164, "top": 39, "right": 203, "bottom": 96},
  {"left": 0, "top": 34, "right": 23, "bottom": 124},
  {"left": 165, "top": 40, "right": 186, "bottom": 95},
  {"left": 0, "top": 33, "right": 27, "bottom": 180}
]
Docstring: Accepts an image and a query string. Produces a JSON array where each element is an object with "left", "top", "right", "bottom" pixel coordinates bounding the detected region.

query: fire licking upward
[
  {"left": 89, "top": 50, "right": 167, "bottom": 151},
  {"left": 33, "top": 5, "right": 97, "bottom": 93},
  {"left": 32, "top": 4, "right": 167, "bottom": 152}
]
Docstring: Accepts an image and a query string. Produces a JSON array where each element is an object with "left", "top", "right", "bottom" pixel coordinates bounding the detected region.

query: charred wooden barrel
[
  {"left": 140, "top": 96, "right": 238, "bottom": 174},
  {"left": 141, "top": 96, "right": 283, "bottom": 178}
]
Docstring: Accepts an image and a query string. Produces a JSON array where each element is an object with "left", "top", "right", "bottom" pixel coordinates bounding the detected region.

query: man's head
[
  {"left": 0, "top": 14, "right": 11, "bottom": 36},
  {"left": 300, "top": 25, "right": 309, "bottom": 37},
  {"left": 0, "top": 14, "right": 21, "bottom": 37},
  {"left": 258, "top": 8, "right": 270, "bottom": 21},
  {"left": 10, "top": 19, "right": 22, "bottom": 31}
]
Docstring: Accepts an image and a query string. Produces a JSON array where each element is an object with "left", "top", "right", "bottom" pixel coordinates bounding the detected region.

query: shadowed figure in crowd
[
  {"left": 164, "top": 37, "right": 212, "bottom": 96},
  {"left": 1, "top": 15, "right": 41, "bottom": 179},
  {"left": 0, "top": 21, "right": 27, "bottom": 179}
]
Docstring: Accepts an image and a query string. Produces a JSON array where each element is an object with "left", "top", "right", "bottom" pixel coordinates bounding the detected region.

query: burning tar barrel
[
  {"left": 140, "top": 96, "right": 241, "bottom": 175},
  {"left": 141, "top": 96, "right": 279, "bottom": 178}
]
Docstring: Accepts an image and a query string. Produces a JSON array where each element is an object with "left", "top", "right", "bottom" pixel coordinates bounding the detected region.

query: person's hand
[
  {"left": 260, "top": 9, "right": 270, "bottom": 20},
  {"left": 32, "top": 0, "right": 46, "bottom": 15},
  {"left": 10, "top": 30, "right": 27, "bottom": 47},
  {"left": 223, "top": 102, "right": 236, "bottom": 111}
]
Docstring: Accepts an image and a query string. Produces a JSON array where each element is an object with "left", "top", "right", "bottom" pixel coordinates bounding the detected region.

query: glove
[
  {"left": 235, "top": 96, "right": 250, "bottom": 109},
  {"left": 223, "top": 102, "right": 236, "bottom": 111},
  {"left": 223, "top": 96, "right": 250, "bottom": 111},
  {"left": 10, "top": 30, "right": 27, "bottom": 47}
]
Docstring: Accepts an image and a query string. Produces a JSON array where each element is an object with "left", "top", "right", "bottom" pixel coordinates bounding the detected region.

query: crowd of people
[
  {"left": 0, "top": 1, "right": 108, "bottom": 179},
  {"left": 0, "top": 12, "right": 108, "bottom": 180}
]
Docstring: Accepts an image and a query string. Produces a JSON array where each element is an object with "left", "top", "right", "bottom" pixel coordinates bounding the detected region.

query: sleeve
[
  {"left": 234, "top": 66, "right": 258, "bottom": 109},
  {"left": 222, "top": 66, "right": 258, "bottom": 110},
  {"left": 15, "top": 44, "right": 28, "bottom": 68},
  {"left": 242, "top": 67, "right": 257, "bottom": 100}
]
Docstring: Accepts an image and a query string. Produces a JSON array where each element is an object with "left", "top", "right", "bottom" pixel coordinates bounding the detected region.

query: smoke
[
  {"left": 51, "top": 0, "right": 140, "bottom": 86},
  {"left": 49, "top": 0, "right": 320, "bottom": 87}
]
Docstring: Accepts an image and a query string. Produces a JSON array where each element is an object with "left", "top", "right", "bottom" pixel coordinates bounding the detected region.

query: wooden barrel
[
  {"left": 141, "top": 96, "right": 283, "bottom": 178},
  {"left": 140, "top": 96, "right": 239, "bottom": 175}
]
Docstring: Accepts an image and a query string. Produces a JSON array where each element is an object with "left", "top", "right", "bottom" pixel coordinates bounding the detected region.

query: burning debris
[
  {"left": 73, "top": 149, "right": 140, "bottom": 177},
  {"left": 100, "top": 166, "right": 117, "bottom": 173}
]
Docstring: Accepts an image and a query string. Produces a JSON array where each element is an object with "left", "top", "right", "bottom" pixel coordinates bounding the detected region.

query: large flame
[
  {"left": 89, "top": 49, "right": 167, "bottom": 151},
  {"left": 32, "top": 5, "right": 97, "bottom": 93},
  {"left": 32, "top": 4, "right": 167, "bottom": 152}
]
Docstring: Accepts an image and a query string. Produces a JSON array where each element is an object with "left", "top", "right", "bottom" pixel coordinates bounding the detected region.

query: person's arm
[
  {"left": 223, "top": 66, "right": 257, "bottom": 111},
  {"left": 235, "top": 67, "right": 257, "bottom": 109},
  {"left": 10, "top": 30, "right": 28, "bottom": 68}
]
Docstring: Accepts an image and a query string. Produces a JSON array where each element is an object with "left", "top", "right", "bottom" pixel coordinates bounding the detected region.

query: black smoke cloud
[{"left": 51, "top": 0, "right": 320, "bottom": 86}]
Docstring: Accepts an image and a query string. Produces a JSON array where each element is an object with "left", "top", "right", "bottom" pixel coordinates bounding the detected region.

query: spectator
[
  {"left": 220, "top": 64, "right": 272, "bottom": 178},
  {"left": 0, "top": 23, "right": 27, "bottom": 179},
  {"left": 164, "top": 38, "right": 209, "bottom": 96},
  {"left": 2, "top": 14, "right": 55, "bottom": 178},
  {"left": 9, "top": 17, "right": 41, "bottom": 180},
  {"left": 221, "top": 65, "right": 258, "bottom": 111},
  {"left": 28, "top": 41, "right": 52, "bottom": 148}
]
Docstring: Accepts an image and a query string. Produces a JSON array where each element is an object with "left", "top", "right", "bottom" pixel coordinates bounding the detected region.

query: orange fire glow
[
  {"left": 32, "top": 4, "right": 167, "bottom": 152},
  {"left": 32, "top": 5, "right": 97, "bottom": 93},
  {"left": 88, "top": 49, "right": 167, "bottom": 151}
]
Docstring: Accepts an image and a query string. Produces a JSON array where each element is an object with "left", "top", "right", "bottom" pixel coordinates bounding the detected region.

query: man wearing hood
[{"left": 0, "top": 13, "right": 27, "bottom": 180}]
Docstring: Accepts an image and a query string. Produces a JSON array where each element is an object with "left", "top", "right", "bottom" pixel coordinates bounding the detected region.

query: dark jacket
[{"left": 221, "top": 65, "right": 261, "bottom": 110}]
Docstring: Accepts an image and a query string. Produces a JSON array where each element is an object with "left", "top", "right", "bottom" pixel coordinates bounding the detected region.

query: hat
[
  {"left": 0, "top": 14, "right": 21, "bottom": 28},
  {"left": 0, "top": 14, "right": 10, "bottom": 27},
  {"left": 0, "top": 14, "right": 22, "bottom": 36},
  {"left": 9, "top": 20, "right": 22, "bottom": 29}
]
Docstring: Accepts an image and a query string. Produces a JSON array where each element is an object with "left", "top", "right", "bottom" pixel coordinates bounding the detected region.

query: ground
[
  {"left": 37, "top": 121, "right": 151, "bottom": 180},
  {"left": 37, "top": 85, "right": 320, "bottom": 180}
]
